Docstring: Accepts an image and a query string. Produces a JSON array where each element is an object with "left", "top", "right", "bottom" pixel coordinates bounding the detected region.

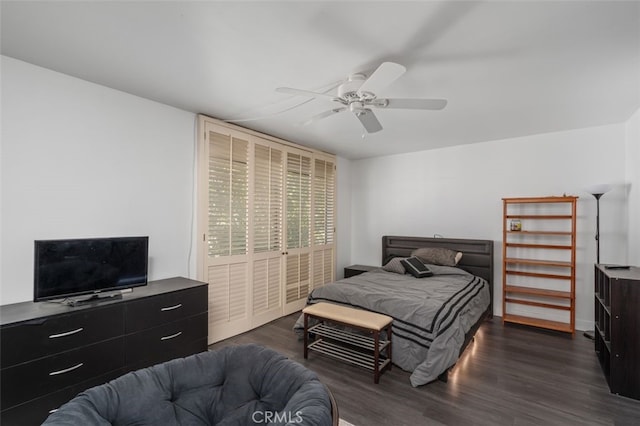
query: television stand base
[{"left": 64, "top": 292, "right": 124, "bottom": 307}]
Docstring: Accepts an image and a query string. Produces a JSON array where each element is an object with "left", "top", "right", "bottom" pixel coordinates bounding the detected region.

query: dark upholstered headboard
[{"left": 382, "top": 236, "right": 494, "bottom": 315}]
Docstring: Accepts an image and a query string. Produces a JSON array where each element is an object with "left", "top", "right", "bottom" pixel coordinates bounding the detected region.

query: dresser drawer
[
  {"left": 124, "top": 286, "right": 207, "bottom": 332},
  {"left": 1, "top": 385, "right": 77, "bottom": 426},
  {"left": 1, "top": 337, "right": 124, "bottom": 409},
  {"left": 0, "top": 304, "right": 124, "bottom": 367},
  {"left": 0, "top": 368, "right": 125, "bottom": 426},
  {"left": 125, "top": 338, "right": 208, "bottom": 373},
  {"left": 124, "top": 313, "right": 208, "bottom": 366}
]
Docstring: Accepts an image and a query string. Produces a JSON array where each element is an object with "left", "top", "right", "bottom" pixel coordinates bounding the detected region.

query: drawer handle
[
  {"left": 49, "top": 362, "right": 84, "bottom": 376},
  {"left": 160, "top": 303, "right": 182, "bottom": 312},
  {"left": 160, "top": 331, "right": 182, "bottom": 341},
  {"left": 48, "top": 327, "right": 84, "bottom": 339}
]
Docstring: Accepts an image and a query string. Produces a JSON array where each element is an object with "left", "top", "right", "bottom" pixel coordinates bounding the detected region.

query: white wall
[
  {"left": 1, "top": 56, "right": 197, "bottom": 305},
  {"left": 348, "top": 125, "right": 629, "bottom": 330},
  {"left": 3, "top": 54, "right": 635, "bottom": 329},
  {"left": 626, "top": 108, "right": 640, "bottom": 263},
  {"left": 335, "top": 156, "right": 352, "bottom": 280}
]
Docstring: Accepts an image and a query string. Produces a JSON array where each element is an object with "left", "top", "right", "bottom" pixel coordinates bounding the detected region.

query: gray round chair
[{"left": 43, "top": 344, "right": 338, "bottom": 426}]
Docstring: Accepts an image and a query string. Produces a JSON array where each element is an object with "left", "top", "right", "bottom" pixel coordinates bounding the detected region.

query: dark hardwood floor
[{"left": 209, "top": 314, "right": 640, "bottom": 426}]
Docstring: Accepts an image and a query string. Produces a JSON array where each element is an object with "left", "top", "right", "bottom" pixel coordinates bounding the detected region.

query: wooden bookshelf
[{"left": 502, "top": 196, "right": 578, "bottom": 335}]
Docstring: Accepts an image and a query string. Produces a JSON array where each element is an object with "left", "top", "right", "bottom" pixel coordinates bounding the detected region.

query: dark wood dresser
[
  {"left": 0, "top": 277, "right": 208, "bottom": 425},
  {"left": 594, "top": 265, "right": 640, "bottom": 400}
]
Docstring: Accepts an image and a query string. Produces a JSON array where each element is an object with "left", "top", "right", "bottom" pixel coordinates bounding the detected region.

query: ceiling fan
[{"left": 276, "top": 62, "right": 447, "bottom": 134}]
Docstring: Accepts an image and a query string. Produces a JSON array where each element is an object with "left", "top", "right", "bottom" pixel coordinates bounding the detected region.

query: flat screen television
[{"left": 34, "top": 236, "right": 149, "bottom": 303}]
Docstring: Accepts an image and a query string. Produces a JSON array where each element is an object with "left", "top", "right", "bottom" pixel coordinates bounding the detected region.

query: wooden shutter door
[
  {"left": 312, "top": 157, "right": 336, "bottom": 290},
  {"left": 251, "top": 140, "right": 284, "bottom": 326},
  {"left": 284, "top": 149, "right": 312, "bottom": 314},
  {"left": 203, "top": 126, "right": 251, "bottom": 343}
]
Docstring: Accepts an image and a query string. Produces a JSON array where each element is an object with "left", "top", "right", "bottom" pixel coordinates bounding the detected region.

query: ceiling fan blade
[
  {"left": 356, "top": 109, "right": 383, "bottom": 133},
  {"left": 302, "top": 107, "right": 347, "bottom": 126},
  {"left": 276, "top": 87, "right": 340, "bottom": 102},
  {"left": 357, "top": 62, "right": 407, "bottom": 95},
  {"left": 380, "top": 98, "right": 448, "bottom": 110}
]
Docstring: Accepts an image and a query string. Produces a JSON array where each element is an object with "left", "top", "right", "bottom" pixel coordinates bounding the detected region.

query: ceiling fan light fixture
[
  {"left": 349, "top": 101, "right": 364, "bottom": 113},
  {"left": 277, "top": 61, "right": 447, "bottom": 133}
]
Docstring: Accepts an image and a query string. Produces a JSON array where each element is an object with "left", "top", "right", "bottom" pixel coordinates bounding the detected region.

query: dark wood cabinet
[
  {"left": 0, "top": 277, "right": 208, "bottom": 425},
  {"left": 344, "top": 264, "right": 378, "bottom": 278},
  {"left": 594, "top": 264, "right": 640, "bottom": 400}
]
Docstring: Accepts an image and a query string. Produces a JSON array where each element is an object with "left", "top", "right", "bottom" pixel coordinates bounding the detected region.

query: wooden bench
[{"left": 302, "top": 302, "right": 393, "bottom": 384}]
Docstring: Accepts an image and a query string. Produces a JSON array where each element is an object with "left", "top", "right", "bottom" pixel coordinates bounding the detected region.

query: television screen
[{"left": 34, "top": 236, "right": 148, "bottom": 302}]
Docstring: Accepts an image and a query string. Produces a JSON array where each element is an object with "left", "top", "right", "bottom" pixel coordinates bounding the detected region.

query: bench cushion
[{"left": 303, "top": 302, "right": 392, "bottom": 331}]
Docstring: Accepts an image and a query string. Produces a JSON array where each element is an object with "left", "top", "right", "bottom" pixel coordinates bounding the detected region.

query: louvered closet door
[
  {"left": 251, "top": 140, "right": 284, "bottom": 327},
  {"left": 312, "top": 156, "right": 336, "bottom": 290},
  {"left": 204, "top": 126, "right": 251, "bottom": 343},
  {"left": 283, "top": 149, "right": 313, "bottom": 315},
  {"left": 198, "top": 115, "right": 337, "bottom": 343}
]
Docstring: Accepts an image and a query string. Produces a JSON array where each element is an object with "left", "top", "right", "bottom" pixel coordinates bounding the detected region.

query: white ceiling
[{"left": 2, "top": 1, "right": 639, "bottom": 160}]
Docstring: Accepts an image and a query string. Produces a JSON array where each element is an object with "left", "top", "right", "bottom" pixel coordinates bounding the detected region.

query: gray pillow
[
  {"left": 382, "top": 257, "right": 407, "bottom": 274},
  {"left": 411, "top": 247, "right": 461, "bottom": 267}
]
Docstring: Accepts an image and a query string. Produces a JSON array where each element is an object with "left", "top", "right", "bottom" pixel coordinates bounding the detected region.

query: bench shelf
[
  {"left": 308, "top": 323, "right": 389, "bottom": 352},
  {"left": 306, "top": 335, "right": 391, "bottom": 372},
  {"left": 302, "top": 303, "right": 393, "bottom": 384}
]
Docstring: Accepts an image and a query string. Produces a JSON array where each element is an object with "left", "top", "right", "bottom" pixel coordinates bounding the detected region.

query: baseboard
[{"left": 575, "top": 319, "right": 593, "bottom": 332}]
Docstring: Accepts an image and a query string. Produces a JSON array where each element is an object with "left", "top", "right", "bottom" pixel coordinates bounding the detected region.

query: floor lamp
[
  {"left": 584, "top": 184, "right": 612, "bottom": 340},
  {"left": 588, "top": 184, "right": 612, "bottom": 264}
]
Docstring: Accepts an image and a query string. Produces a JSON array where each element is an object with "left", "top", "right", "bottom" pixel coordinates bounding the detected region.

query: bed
[{"left": 294, "top": 236, "right": 493, "bottom": 387}]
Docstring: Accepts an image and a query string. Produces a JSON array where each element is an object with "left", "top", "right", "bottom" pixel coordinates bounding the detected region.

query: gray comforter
[{"left": 294, "top": 265, "right": 490, "bottom": 387}]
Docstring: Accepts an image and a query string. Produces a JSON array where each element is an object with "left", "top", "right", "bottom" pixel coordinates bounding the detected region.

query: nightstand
[{"left": 344, "top": 264, "right": 378, "bottom": 278}]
